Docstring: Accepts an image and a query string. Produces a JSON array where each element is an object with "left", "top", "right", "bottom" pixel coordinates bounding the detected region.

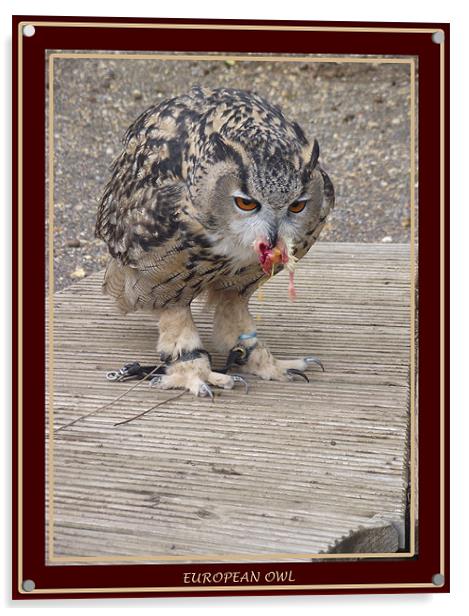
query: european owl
[{"left": 96, "top": 86, "right": 335, "bottom": 397}]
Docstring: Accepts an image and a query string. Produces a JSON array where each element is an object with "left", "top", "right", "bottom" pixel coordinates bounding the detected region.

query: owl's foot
[
  {"left": 150, "top": 353, "right": 248, "bottom": 399},
  {"left": 227, "top": 343, "right": 324, "bottom": 382}
]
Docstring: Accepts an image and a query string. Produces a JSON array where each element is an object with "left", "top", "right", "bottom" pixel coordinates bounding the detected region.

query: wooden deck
[{"left": 47, "top": 243, "right": 413, "bottom": 564}]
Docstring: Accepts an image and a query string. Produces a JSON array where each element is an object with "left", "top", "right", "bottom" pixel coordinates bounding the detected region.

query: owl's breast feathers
[{"left": 95, "top": 87, "right": 332, "bottom": 312}]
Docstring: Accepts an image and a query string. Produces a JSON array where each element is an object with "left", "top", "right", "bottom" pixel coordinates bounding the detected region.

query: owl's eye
[
  {"left": 288, "top": 200, "right": 307, "bottom": 214},
  {"left": 234, "top": 196, "right": 260, "bottom": 212}
]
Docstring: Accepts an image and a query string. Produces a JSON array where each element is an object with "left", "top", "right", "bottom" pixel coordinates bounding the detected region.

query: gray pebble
[{"left": 66, "top": 239, "right": 81, "bottom": 248}]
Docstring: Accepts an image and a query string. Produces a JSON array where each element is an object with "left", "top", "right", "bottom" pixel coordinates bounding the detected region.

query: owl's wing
[
  {"left": 96, "top": 174, "right": 189, "bottom": 267},
  {"left": 95, "top": 95, "right": 201, "bottom": 267}
]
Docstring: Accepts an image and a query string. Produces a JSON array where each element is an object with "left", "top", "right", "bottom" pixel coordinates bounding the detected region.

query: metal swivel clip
[{"left": 106, "top": 362, "right": 157, "bottom": 382}]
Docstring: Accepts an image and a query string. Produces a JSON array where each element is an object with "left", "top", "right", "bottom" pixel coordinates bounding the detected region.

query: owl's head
[{"left": 189, "top": 134, "right": 331, "bottom": 272}]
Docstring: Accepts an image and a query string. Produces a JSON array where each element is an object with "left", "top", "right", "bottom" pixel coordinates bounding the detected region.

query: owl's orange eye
[
  {"left": 288, "top": 200, "right": 307, "bottom": 214},
  {"left": 234, "top": 196, "right": 259, "bottom": 212}
]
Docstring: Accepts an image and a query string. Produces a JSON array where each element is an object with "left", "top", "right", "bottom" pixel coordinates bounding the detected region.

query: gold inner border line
[
  {"left": 47, "top": 52, "right": 56, "bottom": 569},
  {"left": 49, "top": 53, "right": 414, "bottom": 63},
  {"left": 49, "top": 552, "right": 413, "bottom": 564},
  {"left": 46, "top": 51, "right": 417, "bottom": 565},
  {"left": 409, "top": 58, "right": 416, "bottom": 557},
  {"left": 14, "top": 20, "right": 445, "bottom": 594}
]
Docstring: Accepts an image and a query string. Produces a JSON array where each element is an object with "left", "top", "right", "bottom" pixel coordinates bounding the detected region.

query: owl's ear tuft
[
  {"left": 308, "top": 139, "right": 320, "bottom": 171},
  {"left": 302, "top": 139, "right": 320, "bottom": 182}
]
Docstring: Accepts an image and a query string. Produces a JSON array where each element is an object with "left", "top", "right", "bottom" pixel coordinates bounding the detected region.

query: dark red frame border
[{"left": 12, "top": 15, "right": 450, "bottom": 600}]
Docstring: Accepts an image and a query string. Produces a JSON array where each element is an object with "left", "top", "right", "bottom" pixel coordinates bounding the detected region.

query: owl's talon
[
  {"left": 198, "top": 383, "right": 214, "bottom": 401},
  {"left": 304, "top": 356, "right": 325, "bottom": 372},
  {"left": 232, "top": 374, "right": 249, "bottom": 394},
  {"left": 286, "top": 368, "right": 310, "bottom": 383}
]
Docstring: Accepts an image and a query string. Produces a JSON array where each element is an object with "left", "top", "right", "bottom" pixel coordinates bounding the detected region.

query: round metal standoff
[
  {"left": 432, "top": 573, "right": 445, "bottom": 587},
  {"left": 22, "top": 579, "right": 35, "bottom": 592},
  {"left": 431, "top": 31, "right": 444, "bottom": 44},
  {"left": 23, "top": 25, "right": 36, "bottom": 37}
]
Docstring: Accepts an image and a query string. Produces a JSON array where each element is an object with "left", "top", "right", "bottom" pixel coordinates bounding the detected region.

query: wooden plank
[{"left": 46, "top": 242, "right": 412, "bottom": 563}]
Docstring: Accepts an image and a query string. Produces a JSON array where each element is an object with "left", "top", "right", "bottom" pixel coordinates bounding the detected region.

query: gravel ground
[{"left": 51, "top": 55, "right": 414, "bottom": 291}]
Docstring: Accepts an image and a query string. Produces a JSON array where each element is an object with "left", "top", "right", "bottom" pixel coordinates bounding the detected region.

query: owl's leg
[
  {"left": 152, "top": 306, "right": 246, "bottom": 398},
  {"left": 212, "top": 290, "right": 323, "bottom": 382}
]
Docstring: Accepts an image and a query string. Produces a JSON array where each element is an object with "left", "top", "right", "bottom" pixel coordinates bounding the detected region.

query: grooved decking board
[{"left": 46, "top": 242, "right": 412, "bottom": 564}]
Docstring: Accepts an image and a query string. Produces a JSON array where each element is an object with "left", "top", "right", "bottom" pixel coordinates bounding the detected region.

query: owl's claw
[
  {"left": 304, "top": 355, "right": 325, "bottom": 372},
  {"left": 231, "top": 374, "right": 249, "bottom": 394},
  {"left": 286, "top": 368, "right": 310, "bottom": 383},
  {"left": 198, "top": 383, "right": 215, "bottom": 401}
]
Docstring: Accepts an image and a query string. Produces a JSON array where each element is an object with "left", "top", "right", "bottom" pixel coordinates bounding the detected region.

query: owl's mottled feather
[{"left": 96, "top": 86, "right": 334, "bottom": 313}]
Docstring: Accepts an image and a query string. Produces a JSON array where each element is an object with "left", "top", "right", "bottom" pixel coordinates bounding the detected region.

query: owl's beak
[{"left": 254, "top": 237, "right": 289, "bottom": 275}]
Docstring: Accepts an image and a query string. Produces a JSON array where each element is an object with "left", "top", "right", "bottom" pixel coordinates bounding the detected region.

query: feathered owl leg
[
  {"left": 152, "top": 306, "right": 244, "bottom": 397},
  {"left": 212, "top": 290, "right": 323, "bottom": 381}
]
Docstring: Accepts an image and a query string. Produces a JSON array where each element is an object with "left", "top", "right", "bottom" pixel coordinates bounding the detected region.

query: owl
[{"left": 96, "top": 86, "right": 335, "bottom": 397}]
